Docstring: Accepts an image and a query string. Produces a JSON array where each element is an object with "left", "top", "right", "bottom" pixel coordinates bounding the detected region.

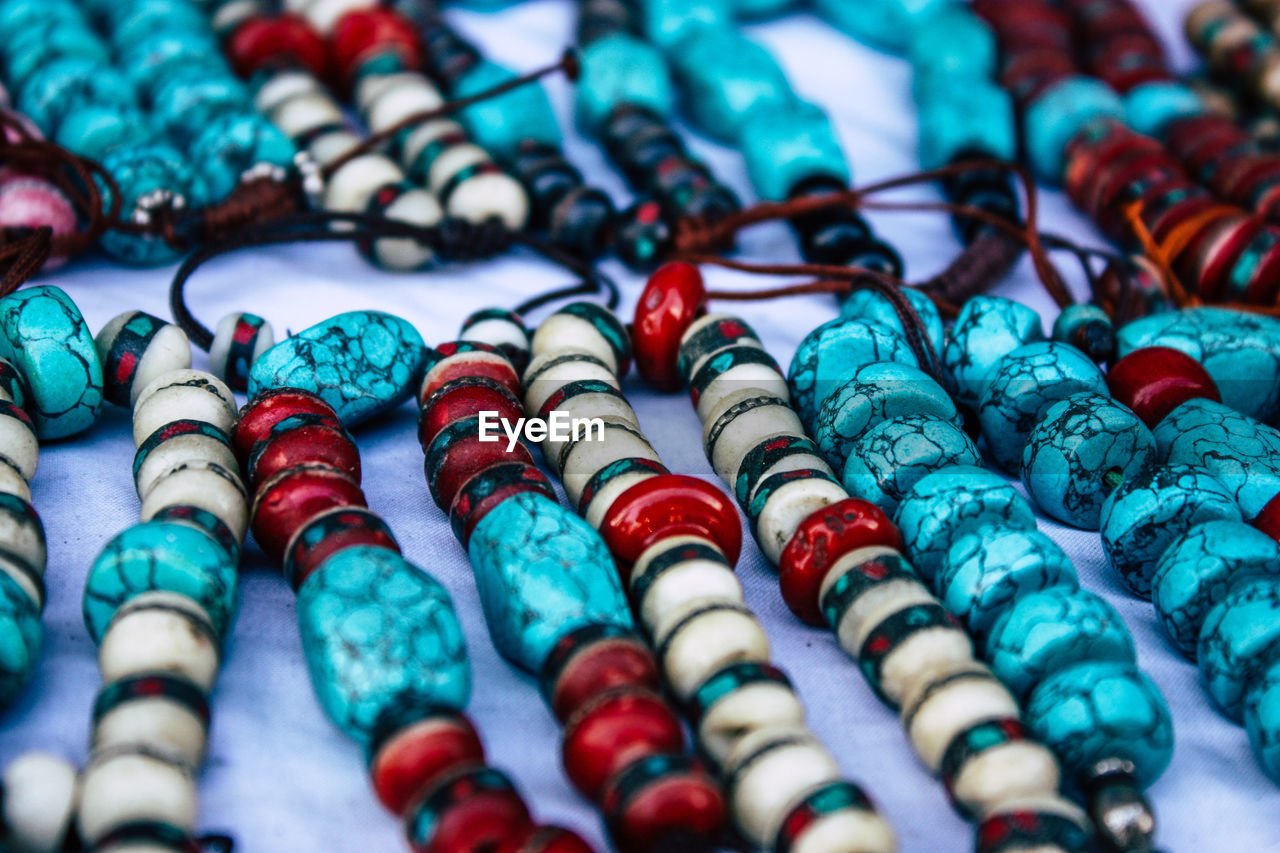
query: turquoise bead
[
  {"left": 576, "top": 33, "right": 673, "bottom": 135},
  {"left": 1100, "top": 463, "right": 1242, "bottom": 598},
  {"left": 840, "top": 414, "right": 980, "bottom": 514},
  {"left": 5, "top": 23, "right": 107, "bottom": 89},
  {"left": 1198, "top": 575, "right": 1280, "bottom": 721},
  {"left": 640, "top": 0, "right": 731, "bottom": 51},
  {"left": 99, "top": 142, "right": 208, "bottom": 265},
  {"left": 813, "top": 362, "right": 957, "bottom": 468},
  {"left": 840, "top": 286, "right": 944, "bottom": 353},
  {"left": 188, "top": 112, "right": 296, "bottom": 200},
  {"left": 0, "top": 284, "right": 103, "bottom": 440},
  {"left": 916, "top": 76, "right": 1016, "bottom": 170},
  {"left": 151, "top": 69, "right": 249, "bottom": 145},
  {"left": 937, "top": 524, "right": 1079, "bottom": 639},
  {"left": 731, "top": 0, "right": 798, "bottom": 17},
  {"left": 1021, "top": 391, "right": 1156, "bottom": 530},
  {"left": 249, "top": 311, "right": 427, "bottom": 427},
  {"left": 106, "top": 1, "right": 208, "bottom": 48},
  {"left": 985, "top": 587, "right": 1136, "bottom": 701},
  {"left": 455, "top": 59, "right": 560, "bottom": 161},
  {"left": 894, "top": 465, "right": 1038, "bottom": 581},
  {"left": 977, "top": 341, "right": 1107, "bottom": 473},
  {"left": 739, "top": 100, "right": 848, "bottom": 201},
  {"left": 18, "top": 56, "right": 137, "bottom": 134},
  {"left": 670, "top": 28, "right": 796, "bottom": 143},
  {"left": 1152, "top": 521, "right": 1280, "bottom": 658},
  {"left": 1051, "top": 303, "right": 1113, "bottom": 360},
  {"left": 1025, "top": 661, "right": 1173, "bottom": 787},
  {"left": 943, "top": 295, "right": 1045, "bottom": 410},
  {"left": 1154, "top": 398, "right": 1280, "bottom": 518},
  {"left": 787, "top": 318, "right": 918, "bottom": 432},
  {"left": 83, "top": 521, "right": 238, "bottom": 644},
  {"left": 1023, "top": 76, "right": 1125, "bottom": 182},
  {"left": 909, "top": 5, "right": 996, "bottom": 79},
  {"left": 1124, "top": 81, "right": 1205, "bottom": 137},
  {"left": 467, "top": 493, "right": 632, "bottom": 674},
  {"left": 1244, "top": 656, "right": 1280, "bottom": 781},
  {"left": 0, "top": 569, "right": 40, "bottom": 710},
  {"left": 118, "top": 30, "right": 219, "bottom": 93},
  {"left": 0, "top": 0, "right": 82, "bottom": 43},
  {"left": 296, "top": 546, "right": 470, "bottom": 744},
  {"left": 54, "top": 106, "right": 153, "bottom": 163},
  {"left": 815, "top": 0, "right": 951, "bottom": 53}
]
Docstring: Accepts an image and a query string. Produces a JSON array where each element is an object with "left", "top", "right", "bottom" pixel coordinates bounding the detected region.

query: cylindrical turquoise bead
[
  {"left": 908, "top": 5, "right": 997, "bottom": 79},
  {"left": 1199, "top": 575, "right": 1280, "bottom": 721},
  {"left": 0, "top": 569, "right": 40, "bottom": 709},
  {"left": 840, "top": 413, "right": 980, "bottom": 514},
  {"left": 5, "top": 23, "right": 108, "bottom": 89},
  {"left": 296, "top": 546, "right": 470, "bottom": 745},
  {"left": 840, "top": 286, "right": 944, "bottom": 353},
  {"left": 454, "top": 58, "right": 561, "bottom": 161},
  {"left": 640, "top": 0, "right": 732, "bottom": 51},
  {"left": 1124, "top": 81, "right": 1205, "bottom": 138},
  {"left": 0, "top": 0, "right": 82, "bottom": 44},
  {"left": 1023, "top": 76, "right": 1125, "bottom": 182},
  {"left": 916, "top": 77, "right": 1016, "bottom": 170},
  {"left": 942, "top": 295, "right": 1045, "bottom": 409},
  {"left": 118, "top": 30, "right": 219, "bottom": 93},
  {"left": 1244, "top": 656, "right": 1280, "bottom": 782},
  {"left": 739, "top": 100, "right": 849, "bottom": 201},
  {"left": 814, "top": 0, "right": 951, "bottom": 53},
  {"left": 669, "top": 28, "right": 795, "bottom": 142},
  {"left": 575, "top": 33, "right": 673, "bottom": 135},
  {"left": 787, "top": 318, "right": 918, "bottom": 432}
]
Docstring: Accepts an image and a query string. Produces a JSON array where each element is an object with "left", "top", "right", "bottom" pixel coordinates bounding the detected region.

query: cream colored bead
[
  {"left": 302, "top": 0, "right": 376, "bottom": 34},
  {"left": 559, "top": 423, "right": 661, "bottom": 506},
  {"left": 77, "top": 751, "right": 197, "bottom": 843},
  {"left": 529, "top": 313, "right": 623, "bottom": 374},
  {"left": 756, "top": 476, "right": 848, "bottom": 564},
  {"left": 134, "top": 434, "right": 238, "bottom": 500},
  {"left": 950, "top": 740, "right": 1061, "bottom": 818},
  {"left": 446, "top": 168, "right": 529, "bottom": 229},
  {"left": 94, "top": 313, "right": 192, "bottom": 407},
  {"left": 362, "top": 74, "right": 444, "bottom": 129},
  {"left": 522, "top": 352, "right": 620, "bottom": 415},
  {"left": 703, "top": 392, "right": 806, "bottom": 484},
  {"left": 743, "top": 443, "right": 833, "bottom": 508},
  {"left": 210, "top": 0, "right": 260, "bottom": 35},
  {"left": 324, "top": 154, "right": 405, "bottom": 214},
  {"left": 2, "top": 752, "right": 77, "bottom": 853},
  {"left": 270, "top": 90, "right": 344, "bottom": 139},
  {"left": 208, "top": 319, "right": 275, "bottom": 394},
  {"left": 630, "top": 537, "right": 742, "bottom": 635},
  {"left": 254, "top": 70, "right": 322, "bottom": 114},
  {"left": 0, "top": 496, "right": 45, "bottom": 572},
  {"left": 978, "top": 794, "right": 1090, "bottom": 840},
  {"left": 400, "top": 118, "right": 467, "bottom": 172},
  {"left": 878, "top": 621, "right": 976, "bottom": 709},
  {"left": 655, "top": 603, "right": 770, "bottom": 700},
  {"left": 307, "top": 129, "right": 363, "bottom": 170},
  {"left": 698, "top": 680, "right": 806, "bottom": 766},
  {"left": 0, "top": 405, "right": 37, "bottom": 481},
  {"left": 906, "top": 669, "right": 1019, "bottom": 771},
  {"left": 99, "top": 593, "right": 220, "bottom": 691},
  {"left": 723, "top": 726, "right": 840, "bottom": 847},
  {"left": 0, "top": 457, "right": 31, "bottom": 502},
  {"left": 463, "top": 317, "right": 529, "bottom": 355},
  {"left": 695, "top": 361, "right": 790, "bottom": 424},
  {"left": 583, "top": 469, "right": 660, "bottom": 529},
  {"left": 373, "top": 188, "right": 443, "bottom": 271},
  {"left": 543, "top": 403, "right": 641, "bottom": 475},
  {"left": 93, "top": 697, "right": 209, "bottom": 770},
  {"left": 679, "top": 313, "right": 763, "bottom": 380},
  {"left": 132, "top": 370, "right": 237, "bottom": 448},
  {"left": 792, "top": 807, "right": 896, "bottom": 853},
  {"left": 139, "top": 462, "right": 248, "bottom": 541},
  {"left": 821, "top": 548, "right": 932, "bottom": 653}
]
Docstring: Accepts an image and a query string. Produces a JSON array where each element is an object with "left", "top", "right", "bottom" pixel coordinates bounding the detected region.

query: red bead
[
  {"left": 779, "top": 498, "right": 904, "bottom": 626},
  {"left": 561, "top": 689, "right": 684, "bottom": 801},
  {"left": 1253, "top": 492, "right": 1280, "bottom": 542},
  {"left": 419, "top": 381, "right": 524, "bottom": 450},
  {"left": 599, "top": 474, "right": 742, "bottom": 580},
  {"left": 250, "top": 464, "right": 367, "bottom": 563},
  {"left": 426, "top": 431, "right": 535, "bottom": 511},
  {"left": 234, "top": 389, "right": 341, "bottom": 460},
  {"left": 227, "top": 14, "right": 329, "bottom": 79},
  {"left": 409, "top": 769, "right": 532, "bottom": 853},
  {"left": 550, "top": 634, "right": 661, "bottom": 723},
  {"left": 448, "top": 463, "right": 557, "bottom": 547},
  {"left": 634, "top": 262, "right": 707, "bottom": 391},
  {"left": 494, "top": 826, "right": 594, "bottom": 853},
  {"left": 602, "top": 760, "right": 726, "bottom": 853},
  {"left": 283, "top": 507, "right": 400, "bottom": 590},
  {"left": 371, "top": 714, "right": 486, "bottom": 816},
  {"left": 331, "top": 8, "right": 422, "bottom": 87},
  {"left": 1106, "top": 346, "right": 1221, "bottom": 428},
  {"left": 419, "top": 353, "right": 522, "bottom": 406},
  {"left": 249, "top": 423, "right": 361, "bottom": 487}
]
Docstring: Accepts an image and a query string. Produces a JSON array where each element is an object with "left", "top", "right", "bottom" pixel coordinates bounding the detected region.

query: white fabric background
[{"left": 2, "top": 1, "right": 1277, "bottom": 850}]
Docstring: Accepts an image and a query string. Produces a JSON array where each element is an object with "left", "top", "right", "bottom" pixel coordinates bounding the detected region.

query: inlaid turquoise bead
[
  {"left": 1025, "top": 661, "right": 1173, "bottom": 788},
  {"left": 576, "top": 33, "right": 673, "bottom": 134},
  {"left": 894, "top": 465, "right": 1037, "bottom": 581},
  {"left": 640, "top": 0, "right": 731, "bottom": 51},
  {"left": 937, "top": 524, "right": 1079, "bottom": 639},
  {"left": 985, "top": 587, "right": 1136, "bottom": 701},
  {"left": 17, "top": 56, "right": 137, "bottom": 134},
  {"left": 54, "top": 106, "right": 153, "bottom": 164},
  {"left": 249, "top": 311, "right": 427, "bottom": 427},
  {"left": 978, "top": 341, "right": 1107, "bottom": 472},
  {"left": 99, "top": 142, "right": 209, "bottom": 265},
  {"left": 296, "top": 546, "right": 469, "bottom": 744},
  {"left": 814, "top": 0, "right": 951, "bottom": 53},
  {"left": 1152, "top": 521, "right": 1280, "bottom": 658},
  {"left": 1198, "top": 575, "right": 1280, "bottom": 721},
  {"left": 669, "top": 28, "right": 795, "bottom": 143},
  {"left": 0, "top": 284, "right": 103, "bottom": 440},
  {"left": 813, "top": 362, "right": 956, "bottom": 468},
  {"left": 1021, "top": 391, "right": 1156, "bottom": 530},
  {"left": 943, "top": 295, "right": 1044, "bottom": 409},
  {"left": 1124, "top": 81, "right": 1206, "bottom": 137},
  {"left": 188, "top": 112, "right": 296, "bottom": 200},
  {"left": 1244, "top": 656, "right": 1280, "bottom": 782},
  {"left": 740, "top": 101, "right": 848, "bottom": 201},
  {"left": 1100, "top": 464, "right": 1242, "bottom": 598},
  {"left": 83, "top": 520, "right": 238, "bottom": 644},
  {"left": 909, "top": 5, "right": 996, "bottom": 79},
  {"left": 787, "top": 318, "right": 918, "bottom": 432},
  {"left": 455, "top": 59, "right": 560, "bottom": 161},
  {"left": 1154, "top": 398, "right": 1280, "bottom": 518},
  {"left": 840, "top": 414, "right": 980, "bottom": 514},
  {"left": 840, "top": 286, "right": 944, "bottom": 353},
  {"left": 467, "top": 493, "right": 632, "bottom": 674},
  {"left": 1023, "top": 76, "right": 1125, "bottom": 182},
  {"left": 0, "top": 569, "right": 40, "bottom": 709},
  {"left": 916, "top": 77, "right": 1016, "bottom": 170}
]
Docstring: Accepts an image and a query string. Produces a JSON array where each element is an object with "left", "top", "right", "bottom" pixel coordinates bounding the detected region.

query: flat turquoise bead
[
  {"left": 1124, "top": 81, "right": 1206, "bottom": 137},
  {"left": 296, "top": 546, "right": 469, "bottom": 744},
  {"left": 1023, "top": 76, "right": 1125, "bottom": 182},
  {"left": 1244, "top": 656, "right": 1280, "bottom": 782},
  {"left": 840, "top": 286, "right": 944, "bottom": 353},
  {"left": 151, "top": 69, "right": 249, "bottom": 145},
  {"left": 740, "top": 100, "right": 848, "bottom": 201},
  {"left": 841, "top": 413, "right": 980, "bottom": 514},
  {"left": 5, "top": 22, "right": 107, "bottom": 89},
  {"left": 787, "top": 318, "right": 918, "bottom": 432},
  {"left": 83, "top": 520, "right": 238, "bottom": 644},
  {"left": 1198, "top": 575, "right": 1280, "bottom": 721},
  {"left": 916, "top": 76, "right": 1016, "bottom": 170},
  {"left": 977, "top": 341, "right": 1107, "bottom": 473},
  {"left": 894, "top": 465, "right": 1037, "bottom": 581},
  {"left": 937, "top": 524, "right": 1079, "bottom": 639},
  {"left": 813, "top": 362, "right": 957, "bottom": 468},
  {"left": 105, "top": 1, "right": 208, "bottom": 48},
  {"left": 640, "top": 0, "right": 731, "bottom": 51},
  {"left": 1025, "top": 661, "right": 1173, "bottom": 788},
  {"left": 1152, "top": 521, "right": 1280, "bottom": 658},
  {"left": 943, "top": 295, "right": 1045, "bottom": 410},
  {"left": 455, "top": 59, "right": 560, "bottom": 161},
  {"left": 1154, "top": 398, "right": 1280, "bottom": 518},
  {"left": 576, "top": 33, "right": 673, "bottom": 135},
  {"left": 670, "top": 28, "right": 796, "bottom": 143},
  {"left": 1100, "top": 463, "right": 1242, "bottom": 598},
  {"left": 1021, "top": 391, "right": 1156, "bottom": 530},
  {"left": 188, "top": 112, "right": 296, "bottom": 200},
  {"left": 118, "top": 30, "right": 219, "bottom": 93},
  {"left": 99, "top": 142, "right": 208, "bottom": 265},
  {"left": 54, "top": 106, "right": 153, "bottom": 164},
  {"left": 17, "top": 56, "right": 137, "bottom": 135},
  {"left": 985, "top": 587, "right": 1136, "bottom": 701},
  {"left": 909, "top": 5, "right": 996, "bottom": 79},
  {"left": 0, "top": 569, "right": 40, "bottom": 710},
  {"left": 249, "top": 311, "right": 427, "bottom": 427},
  {"left": 0, "top": 0, "right": 82, "bottom": 44},
  {"left": 814, "top": 0, "right": 951, "bottom": 53},
  {"left": 0, "top": 284, "right": 103, "bottom": 440},
  {"left": 467, "top": 493, "right": 632, "bottom": 674}
]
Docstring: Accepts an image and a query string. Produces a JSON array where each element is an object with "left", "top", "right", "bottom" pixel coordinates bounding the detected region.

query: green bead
[
  {"left": 740, "top": 101, "right": 848, "bottom": 201},
  {"left": 454, "top": 58, "right": 560, "bottom": 161},
  {"left": 576, "top": 32, "right": 673, "bottom": 135},
  {"left": 669, "top": 27, "right": 796, "bottom": 143}
]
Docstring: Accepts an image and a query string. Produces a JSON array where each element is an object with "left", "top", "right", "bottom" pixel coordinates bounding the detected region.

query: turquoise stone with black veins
[
  {"left": 1152, "top": 520, "right": 1280, "bottom": 658},
  {"left": 943, "top": 294, "right": 1044, "bottom": 410},
  {"left": 0, "top": 569, "right": 41, "bottom": 709},
  {"left": 1198, "top": 575, "right": 1280, "bottom": 721},
  {"left": 99, "top": 142, "right": 209, "bottom": 265},
  {"left": 1153, "top": 398, "right": 1280, "bottom": 519},
  {"left": 1117, "top": 306, "right": 1280, "bottom": 424},
  {"left": 84, "top": 520, "right": 238, "bottom": 644},
  {"left": 840, "top": 286, "right": 945, "bottom": 353},
  {"left": 1021, "top": 391, "right": 1156, "bottom": 530},
  {"left": 978, "top": 341, "right": 1107, "bottom": 473},
  {"left": 1100, "top": 463, "right": 1242, "bottom": 599},
  {"left": 840, "top": 414, "right": 980, "bottom": 514},
  {"left": 0, "top": 284, "right": 103, "bottom": 439},
  {"left": 1244, "top": 656, "right": 1280, "bottom": 781},
  {"left": 787, "top": 318, "right": 918, "bottom": 431},
  {"left": 296, "top": 546, "right": 469, "bottom": 744},
  {"left": 894, "top": 465, "right": 1037, "bottom": 582},
  {"left": 985, "top": 587, "right": 1136, "bottom": 701},
  {"left": 1024, "top": 661, "right": 1173, "bottom": 788},
  {"left": 467, "top": 492, "right": 632, "bottom": 673},
  {"left": 249, "top": 311, "right": 428, "bottom": 427}
]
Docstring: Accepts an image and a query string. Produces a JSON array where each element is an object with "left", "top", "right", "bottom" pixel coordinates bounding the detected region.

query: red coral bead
[
  {"left": 408, "top": 768, "right": 532, "bottom": 853},
  {"left": 634, "top": 262, "right": 707, "bottom": 391},
  {"left": 331, "top": 8, "right": 422, "bottom": 87},
  {"left": 602, "top": 758, "right": 726, "bottom": 853},
  {"left": 495, "top": 826, "right": 594, "bottom": 853},
  {"left": 420, "top": 353, "right": 521, "bottom": 405},
  {"left": 1254, "top": 492, "right": 1280, "bottom": 542},
  {"left": 779, "top": 498, "right": 904, "bottom": 626},
  {"left": 250, "top": 464, "right": 367, "bottom": 563},
  {"left": 599, "top": 474, "right": 742, "bottom": 580},
  {"left": 234, "top": 388, "right": 341, "bottom": 459},
  {"left": 426, "top": 431, "right": 535, "bottom": 511},
  {"left": 371, "top": 713, "right": 486, "bottom": 816},
  {"left": 249, "top": 423, "right": 361, "bottom": 487},
  {"left": 227, "top": 14, "right": 329, "bottom": 79},
  {"left": 561, "top": 688, "right": 684, "bottom": 801},
  {"left": 1106, "top": 346, "right": 1221, "bottom": 428},
  {"left": 549, "top": 634, "right": 661, "bottom": 723},
  {"left": 283, "top": 507, "right": 400, "bottom": 590},
  {"left": 419, "top": 381, "right": 524, "bottom": 450}
]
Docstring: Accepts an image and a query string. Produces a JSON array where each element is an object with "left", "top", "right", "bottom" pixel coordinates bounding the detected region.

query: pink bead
[{"left": 0, "top": 173, "right": 76, "bottom": 269}]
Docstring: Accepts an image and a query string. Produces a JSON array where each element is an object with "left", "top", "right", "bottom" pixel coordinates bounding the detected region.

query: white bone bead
[
  {"left": 743, "top": 444, "right": 833, "bottom": 508},
  {"left": 0, "top": 405, "right": 36, "bottom": 481},
  {"left": 0, "top": 457, "right": 31, "bottom": 502},
  {"left": 134, "top": 434, "right": 238, "bottom": 501},
  {"left": 462, "top": 316, "right": 529, "bottom": 356},
  {"left": 270, "top": 90, "right": 344, "bottom": 139},
  {"left": 878, "top": 623, "right": 979, "bottom": 710},
  {"left": 820, "top": 547, "right": 933, "bottom": 653},
  {"left": 530, "top": 314, "right": 622, "bottom": 374},
  {"left": 0, "top": 495, "right": 45, "bottom": 571},
  {"left": 94, "top": 312, "right": 192, "bottom": 407},
  {"left": 950, "top": 740, "right": 1061, "bottom": 818},
  {"left": 542, "top": 406, "right": 641, "bottom": 475},
  {"left": 324, "top": 154, "right": 404, "bottom": 214},
  {"left": 2, "top": 752, "right": 77, "bottom": 853},
  {"left": 906, "top": 670, "right": 1019, "bottom": 771},
  {"left": 703, "top": 392, "right": 806, "bottom": 483},
  {"left": 77, "top": 751, "right": 197, "bottom": 843},
  {"left": 655, "top": 603, "right": 771, "bottom": 700},
  {"left": 522, "top": 353, "right": 620, "bottom": 415},
  {"left": 559, "top": 423, "right": 661, "bottom": 507},
  {"left": 723, "top": 727, "right": 840, "bottom": 847},
  {"left": 93, "top": 698, "right": 209, "bottom": 770},
  {"left": 698, "top": 680, "right": 806, "bottom": 766},
  {"left": 99, "top": 594, "right": 220, "bottom": 691},
  {"left": 631, "top": 545, "right": 742, "bottom": 635},
  {"left": 132, "top": 370, "right": 237, "bottom": 448},
  {"left": 139, "top": 462, "right": 248, "bottom": 541},
  {"left": 755, "top": 476, "right": 849, "bottom": 564},
  {"left": 695, "top": 361, "right": 790, "bottom": 424},
  {"left": 372, "top": 188, "right": 443, "bottom": 271},
  {"left": 978, "top": 794, "right": 1090, "bottom": 841},
  {"left": 307, "top": 129, "right": 363, "bottom": 169},
  {"left": 254, "top": 70, "right": 322, "bottom": 114},
  {"left": 208, "top": 318, "right": 275, "bottom": 394},
  {"left": 301, "top": 0, "right": 376, "bottom": 34},
  {"left": 362, "top": 74, "right": 444, "bottom": 129},
  {"left": 792, "top": 807, "right": 896, "bottom": 853},
  {"left": 583, "top": 469, "right": 661, "bottom": 530},
  {"left": 446, "top": 167, "right": 529, "bottom": 229}
]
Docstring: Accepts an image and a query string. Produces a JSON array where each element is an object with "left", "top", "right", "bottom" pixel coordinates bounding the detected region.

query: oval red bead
[
  {"left": 419, "top": 382, "right": 524, "bottom": 450},
  {"left": 227, "top": 14, "right": 329, "bottom": 79},
  {"left": 1254, "top": 492, "right": 1280, "bottom": 542},
  {"left": 562, "top": 688, "right": 684, "bottom": 801},
  {"left": 634, "top": 262, "right": 707, "bottom": 391},
  {"left": 427, "top": 432, "right": 535, "bottom": 511},
  {"left": 249, "top": 423, "right": 361, "bottom": 488},
  {"left": 250, "top": 464, "right": 367, "bottom": 563},
  {"left": 603, "top": 761, "right": 726, "bottom": 853},
  {"left": 371, "top": 714, "right": 486, "bottom": 816},
  {"left": 1106, "top": 345, "right": 1221, "bottom": 428},
  {"left": 550, "top": 634, "right": 661, "bottom": 723},
  {"left": 412, "top": 777, "right": 532, "bottom": 853},
  {"left": 600, "top": 474, "right": 742, "bottom": 579},
  {"left": 331, "top": 8, "right": 423, "bottom": 85},
  {"left": 234, "top": 388, "right": 341, "bottom": 459}
]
